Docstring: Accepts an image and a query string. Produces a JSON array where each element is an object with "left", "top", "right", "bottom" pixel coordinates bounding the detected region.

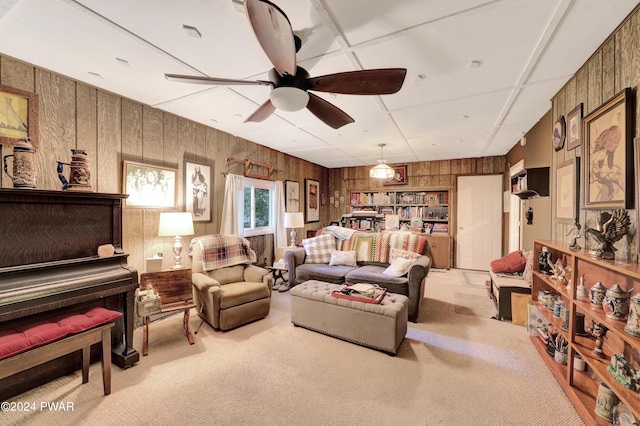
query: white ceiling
[{"left": 0, "top": 0, "right": 637, "bottom": 168}]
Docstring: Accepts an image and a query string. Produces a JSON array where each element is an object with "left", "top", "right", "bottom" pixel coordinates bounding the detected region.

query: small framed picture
[
  {"left": 566, "top": 104, "right": 583, "bottom": 150},
  {"left": 285, "top": 180, "right": 300, "bottom": 212},
  {"left": 384, "top": 165, "right": 408, "bottom": 186},
  {"left": 123, "top": 161, "right": 177, "bottom": 208},
  {"left": 305, "top": 178, "right": 320, "bottom": 223},
  {"left": 185, "top": 160, "right": 212, "bottom": 222}
]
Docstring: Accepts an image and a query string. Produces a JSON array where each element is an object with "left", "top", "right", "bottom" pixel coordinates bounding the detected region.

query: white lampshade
[
  {"left": 370, "top": 161, "right": 395, "bottom": 179},
  {"left": 158, "top": 212, "right": 194, "bottom": 237},
  {"left": 370, "top": 143, "right": 395, "bottom": 179},
  {"left": 284, "top": 212, "right": 304, "bottom": 228},
  {"left": 269, "top": 87, "right": 309, "bottom": 112}
]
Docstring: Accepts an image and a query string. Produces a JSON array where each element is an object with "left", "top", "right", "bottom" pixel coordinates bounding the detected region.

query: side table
[
  {"left": 138, "top": 269, "right": 195, "bottom": 356},
  {"left": 266, "top": 264, "right": 289, "bottom": 292}
]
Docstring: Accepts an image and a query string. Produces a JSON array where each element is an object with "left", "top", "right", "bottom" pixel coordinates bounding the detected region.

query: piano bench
[{"left": 0, "top": 307, "right": 122, "bottom": 396}]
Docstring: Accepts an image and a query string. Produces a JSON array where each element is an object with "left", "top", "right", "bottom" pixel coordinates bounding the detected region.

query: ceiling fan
[{"left": 165, "top": 0, "right": 407, "bottom": 129}]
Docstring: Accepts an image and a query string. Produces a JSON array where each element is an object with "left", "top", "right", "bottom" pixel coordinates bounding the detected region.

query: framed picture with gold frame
[
  {"left": 583, "top": 88, "right": 634, "bottom": 209},
  {"left": 0, "top": 84, "right": 39, "bottom": 148}
]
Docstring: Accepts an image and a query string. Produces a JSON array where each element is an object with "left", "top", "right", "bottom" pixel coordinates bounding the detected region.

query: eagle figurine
[{"left": 585, "top": 209, "right": 630, "bottom": 260}]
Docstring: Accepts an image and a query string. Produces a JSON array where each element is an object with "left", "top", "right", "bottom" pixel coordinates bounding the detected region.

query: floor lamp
[
  {"left": 284, "top": 212, "right": 304, "bottom": 247},
  {"left": 158, "top": 212, "right": 194, "bottom": 269}
]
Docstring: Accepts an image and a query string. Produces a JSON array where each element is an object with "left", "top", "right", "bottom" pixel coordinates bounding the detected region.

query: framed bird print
[
  {"left": 556, "top": 158, "right": 579, "bottom": 223},
  {"left": 583, "top": 87, "right": 634, "bottom": 209}
]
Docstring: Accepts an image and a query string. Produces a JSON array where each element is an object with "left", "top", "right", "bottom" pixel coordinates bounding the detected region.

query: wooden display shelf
[{"left": 531, "top": 240, "right": 640, "bottom": 425}]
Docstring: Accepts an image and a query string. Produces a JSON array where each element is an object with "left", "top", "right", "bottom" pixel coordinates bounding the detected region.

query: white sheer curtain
[
  {"left": 220, "top": 173, "right": 245, "bottom": 235},
  {"left": 273, "top": 180, "right": 287, "bottom": 251}
]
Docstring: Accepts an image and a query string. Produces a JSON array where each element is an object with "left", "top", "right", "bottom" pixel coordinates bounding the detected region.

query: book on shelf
[
  {"left": 431, "top": 223, "right": 449, "bottom": 233},
  {"left": 331, "top": 283, "right": 387, "bottom": 304}
]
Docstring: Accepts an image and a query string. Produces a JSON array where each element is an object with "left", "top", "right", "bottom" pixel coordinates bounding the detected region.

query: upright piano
[{"left": 0, "top": 189, "right": 140, "bottom": 399}]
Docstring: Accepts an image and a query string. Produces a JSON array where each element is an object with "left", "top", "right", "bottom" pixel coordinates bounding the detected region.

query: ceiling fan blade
[
  {"left": 306, "top": 93, "right": 354, "bottom": 129},
  {"left": 307, "top": 69, "right": 407, "bottom": 95},
  {"left": 165, "top": 74, "right": 271, "bottom": 87},
  {"left": 245, "top": 0, "right": 296, "bottom": 77},
  {"left": 244, "top": 99, "right": 277, "bottom": 123}
]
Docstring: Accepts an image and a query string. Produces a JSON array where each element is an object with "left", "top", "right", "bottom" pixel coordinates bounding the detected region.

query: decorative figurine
[
  {"left": 625, "top": 293, "right": 640, "bottom": 337},
  {"left": 590, "top": 322, "right": 608, "bottom": 359},
  {"left": 567, "top": 220, "right": 582, "bottom": 250},
  {"left": 608, "top": 353, "right": 640, "bottom": 393},
  {"left": 539, "top": 246, "right": 552, "bottom": 274},
  {"left": 548, "top": 258, "right": 571, "bottom": 283},
  {"left": 586, "top": 210, "right": 630, "bottom": 260}
]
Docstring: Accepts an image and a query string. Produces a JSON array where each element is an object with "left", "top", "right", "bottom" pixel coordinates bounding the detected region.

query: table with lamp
[
  {"left": 137, "top": 212, "right": 197, "bottom": 356},
  {"left": 268, "top": 212, "right": 304, "bottom": 292}
]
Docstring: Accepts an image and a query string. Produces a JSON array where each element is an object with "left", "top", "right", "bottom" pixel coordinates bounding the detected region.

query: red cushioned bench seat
[{"left": 0, "top": 307, "right": 122, "bottom": 396}]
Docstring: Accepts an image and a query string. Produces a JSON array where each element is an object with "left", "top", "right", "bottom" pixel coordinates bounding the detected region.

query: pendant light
[{"left": 370, "top": 143, "right": 395, "bottom": 179}]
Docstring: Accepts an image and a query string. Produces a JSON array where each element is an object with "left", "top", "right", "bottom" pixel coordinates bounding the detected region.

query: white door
[{"left": 456, "top": 174, "right": 502, "bottom": 270}]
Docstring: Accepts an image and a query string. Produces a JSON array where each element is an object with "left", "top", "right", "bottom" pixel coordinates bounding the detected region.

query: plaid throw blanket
[{"left": 190, "top": 235, "right": 256, "bottom": 272}]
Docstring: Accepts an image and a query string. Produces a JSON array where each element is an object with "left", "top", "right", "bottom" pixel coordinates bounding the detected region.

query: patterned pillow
[
  {"left": 328, "top": 250, "right": 357, "bottom": 267},
  {"left": 303, "top": 234, "right": 336, "bottom": 264},
  {"left": 389, "top": 248, "right": 422, "bottom": 263}
]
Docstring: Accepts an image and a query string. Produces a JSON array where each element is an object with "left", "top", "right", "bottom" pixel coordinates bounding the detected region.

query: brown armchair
[{"left": 189, "top": 235, "right": 273, "bottom": 331}]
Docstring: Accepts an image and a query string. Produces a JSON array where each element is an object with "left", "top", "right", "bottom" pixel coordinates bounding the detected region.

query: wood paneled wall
[
  {"left": 329, "top": 157, "right": 507, "bottom": 266},
  {"left": 0, "top": 55, "right": 327, "bottom": 273},
  {"left": 550, "top": 5, "right": 640, "bottom": 262}
]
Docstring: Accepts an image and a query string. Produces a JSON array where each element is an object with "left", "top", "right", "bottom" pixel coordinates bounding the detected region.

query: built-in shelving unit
[
  {"left": 531, "top": 240, "right": 640, "bottom": 425},
  {"left": 342, "top": 188, "right": 451, "bottom": 269}
]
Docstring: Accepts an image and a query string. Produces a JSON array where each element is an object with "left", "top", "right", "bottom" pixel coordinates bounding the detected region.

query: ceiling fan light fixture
[
  {"left": 370, "top": 143, "right": 395, "bottom": 179},
  {"left": 269, "top": 87, "right": 309, "bottom": 111}
]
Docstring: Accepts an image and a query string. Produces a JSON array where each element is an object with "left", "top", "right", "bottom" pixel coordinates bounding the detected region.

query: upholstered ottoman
[{"left": 290, "top": 280, "right": 408, "bottom": 355}]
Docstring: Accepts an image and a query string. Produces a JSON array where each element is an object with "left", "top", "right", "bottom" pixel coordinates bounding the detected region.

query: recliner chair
[{"left": 189, "top": 235, "right": 273, "bottom": 331}]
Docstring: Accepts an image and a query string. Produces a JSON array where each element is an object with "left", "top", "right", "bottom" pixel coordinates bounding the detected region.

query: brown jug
[{"left": 3, "top": 137, "right": 37, "bottom": 188}]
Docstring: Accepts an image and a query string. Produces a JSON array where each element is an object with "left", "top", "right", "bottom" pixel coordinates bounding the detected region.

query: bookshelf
[{"left": 345, "top": 188, "right": 451, "bottom": 269}]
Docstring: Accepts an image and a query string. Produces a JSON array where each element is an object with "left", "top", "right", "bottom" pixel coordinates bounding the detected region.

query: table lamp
[
  {"left": 284, "top": 212, "right": 304, "bottom": 247},
  {"left": 158, "top": 212, "right": 194, "bottom": 269}
]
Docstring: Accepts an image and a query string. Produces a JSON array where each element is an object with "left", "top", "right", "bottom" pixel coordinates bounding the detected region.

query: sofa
[{"left": 285, "top": 228, "right": 431, "bottom": 322}]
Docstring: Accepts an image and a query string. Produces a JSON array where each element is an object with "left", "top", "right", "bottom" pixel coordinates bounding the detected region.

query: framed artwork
[
  {"left": 0, "top": 84, "right": 39, "bottom": 148},
  {"left": 553, "top": 116, "right": 566, "bottom": 151},
  {"left": 556, "top": 157, "right": 580, "bottom": 223},
  {"left": 383, "top": 165, "right": 408, "bottom": 186},
  {"left": 305, "top": 178, "right": 320, "bottom": 223},
  {"left": 566, "top": 104, "right": 583, "bottom": 150},
  {"left": 123, "top": 161, "right": 177, "bottom": 208},
  {"left": 285, "top": 180, "right": 300, "bottom": 212},
  {"left": 185, "top": 160, "right": 212, "bottom": 222},
  {"left": 583, "top": 87, "right": 634, "bottom": 209}
]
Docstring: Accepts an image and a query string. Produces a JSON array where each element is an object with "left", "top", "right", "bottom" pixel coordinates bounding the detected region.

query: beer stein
[
  {"left": 624, "top": 293, "right": 640, "bottom": 337},
  {"left": 589, "top": 282, "right": 607, "bottom": 310},
  {"left": 57, "top": 149, "right": 92, "bottom": 191},
  {"left": 603, "top": 283, "right": 632, "bottom": 321},
  {"left": 3, "top": 137, "right": 37, "bottom": 188}
]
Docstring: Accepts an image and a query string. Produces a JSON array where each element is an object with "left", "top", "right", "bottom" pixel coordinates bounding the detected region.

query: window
[{"left": 243, "top": 178, "right": 274, "bottom": 236}]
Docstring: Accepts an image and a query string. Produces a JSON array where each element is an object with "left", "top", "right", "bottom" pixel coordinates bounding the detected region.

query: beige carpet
[
  {"left": 454, "top": 292, "right": 497, "bottom": 318},
  {"left": 5, "top": 269, "right": 585, "bottom": 426}
]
